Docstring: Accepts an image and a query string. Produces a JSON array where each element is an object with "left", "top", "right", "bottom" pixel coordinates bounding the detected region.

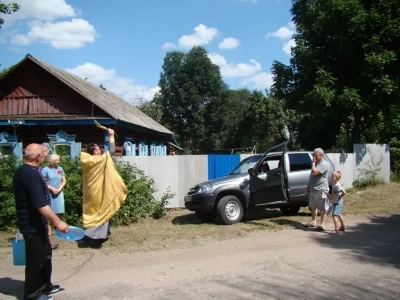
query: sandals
[
  {"left": 304, "top": 223, "right": 317, "bottom": 228},
  {"left": 313, "top": 226, "right": 325, "bottom": 231}
]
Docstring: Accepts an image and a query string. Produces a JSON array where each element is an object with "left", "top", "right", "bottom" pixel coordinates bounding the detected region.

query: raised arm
[{"left": 108, "top": 128, "right": 116, "bottom": 154}]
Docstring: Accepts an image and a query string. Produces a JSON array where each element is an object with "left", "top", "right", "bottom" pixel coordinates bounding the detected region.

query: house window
[
  {"left": 0, "top": 132, "right": 22, "bottom": 160},
  {"left": 54, "top": 144, "right": 71, "bottom": 156},
  {"left": 0, "top": 144, "right": 13, "bottom": 156},
  {"left": 46, "top": 130, "right": 81, "bottom": 158}
]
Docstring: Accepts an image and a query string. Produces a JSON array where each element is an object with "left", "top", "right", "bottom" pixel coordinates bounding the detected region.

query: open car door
[{"left": 248, "top": 142, "right": 288, "bottom": 206}]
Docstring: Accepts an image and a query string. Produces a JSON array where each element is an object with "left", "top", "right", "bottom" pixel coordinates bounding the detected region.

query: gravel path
[{"left": 1, "top": 214, "right": 400, "bottom": 300}]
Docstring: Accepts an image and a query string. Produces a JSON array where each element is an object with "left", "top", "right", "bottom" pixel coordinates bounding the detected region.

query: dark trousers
[{"left": 22, "top": 231, "right": 53, "bottom": 300}]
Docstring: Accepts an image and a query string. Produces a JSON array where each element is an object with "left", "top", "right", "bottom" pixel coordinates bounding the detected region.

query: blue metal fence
[{"left": 208, "top": 154, "right": 240, "bottom": 180}]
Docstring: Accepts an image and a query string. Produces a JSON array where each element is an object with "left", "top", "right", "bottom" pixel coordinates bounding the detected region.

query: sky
[{"left": 0, "top": 0, "right": 296, "bottom": 104}]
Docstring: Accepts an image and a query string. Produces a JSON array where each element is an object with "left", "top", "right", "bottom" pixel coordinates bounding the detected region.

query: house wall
[
  {"left": 0, "top": 60, "right": 108, "bottom": 118},
  {"left": 0, "top": 124, "right": 174, "bottom": 156},
  {"left": 0, "top": 60, "right": 173, "bottom": 155},
  {"left": 122, "top": 144, "right": 391, "bottom": 208}
]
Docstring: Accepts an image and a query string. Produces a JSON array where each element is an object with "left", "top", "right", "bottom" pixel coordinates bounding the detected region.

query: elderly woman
[
  {"left": 41, "top": 153, "right": 66, "bottom": 250},
  {"left": 78, "top": 128, "right": 127, "bottom": 248},
  {"left": 41, "top": 154, "right": 66, "bottom": 219}
]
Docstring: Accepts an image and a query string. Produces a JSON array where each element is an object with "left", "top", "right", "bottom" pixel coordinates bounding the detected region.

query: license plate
[{"left": 185, "top": 196, "right": 192, "bottom": 203}]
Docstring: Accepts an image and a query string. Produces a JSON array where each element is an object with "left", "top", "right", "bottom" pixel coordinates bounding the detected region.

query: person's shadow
[{"left": 0, "top": 277, "right": 24, "bottom": 299}]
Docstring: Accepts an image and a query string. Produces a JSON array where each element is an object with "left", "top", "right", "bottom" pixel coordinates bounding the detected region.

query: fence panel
[{"left": 208, "top": 154, "right": 240, "bottom": 180}]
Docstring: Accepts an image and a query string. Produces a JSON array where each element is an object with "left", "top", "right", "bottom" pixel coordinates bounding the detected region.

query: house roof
[{"left": 11, "top": 54, "right": 173, "bottom": 136}]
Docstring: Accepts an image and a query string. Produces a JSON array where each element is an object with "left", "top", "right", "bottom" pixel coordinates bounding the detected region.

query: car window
[
  {"left": 289, "top": 153, "right": 312, "bottom": 172},
  {"left": 229, "top": 155, "right": 261, "bottom": 174},
  {"left": 257, "top": 155, "right": 281, "bottom": 173}
]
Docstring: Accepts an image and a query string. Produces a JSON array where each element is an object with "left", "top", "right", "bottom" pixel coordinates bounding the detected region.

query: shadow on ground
[
  {"left": 313, "top": 214, "right": 400, "bottom": 269},
  {"left": 0, "top": 277, "right": 23, "bottom": 299},
  {"left": 270, "top": 214, "right": 400, "bottom": 269},
  {"left": 210, "top": 273, "right": 400, "bottom": 300},
  {"left": 171, "top": 208, "right": 311, "bottom": 226}
]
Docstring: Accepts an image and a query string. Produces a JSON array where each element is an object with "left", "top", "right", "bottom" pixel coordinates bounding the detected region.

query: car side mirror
[{"left": 248, "top": 168, "right": 255, "bottom": 177}]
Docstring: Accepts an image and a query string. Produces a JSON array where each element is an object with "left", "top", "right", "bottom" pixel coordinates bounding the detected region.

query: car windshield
[{"left": 229, "top": 155, "right": 262, "bottom": 175}]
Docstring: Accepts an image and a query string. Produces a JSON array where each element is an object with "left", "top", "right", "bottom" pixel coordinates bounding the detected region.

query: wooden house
[{"left": 0, "top": 54, "right": 180, "bottom": 158}]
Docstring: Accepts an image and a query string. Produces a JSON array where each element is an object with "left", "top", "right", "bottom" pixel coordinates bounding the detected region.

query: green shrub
[
  {"left": 59, "top": 156, "right": 84, "bottom": 226},
  {"left": 113, "top": 160, "right": 174, "bottom": 225},
  {"left": 0, "top": 155, "right": 22, "bottom": 230},
  {"left": 0, "top": 155, "right": 174, "bottom": 230},
  {"left": 390, "top": 138, "right": 400, "bottom": 176}
]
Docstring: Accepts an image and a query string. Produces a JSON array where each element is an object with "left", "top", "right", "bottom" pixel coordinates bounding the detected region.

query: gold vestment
[{"left": 80, "top": 151, "right": 127, "bottom": 228}]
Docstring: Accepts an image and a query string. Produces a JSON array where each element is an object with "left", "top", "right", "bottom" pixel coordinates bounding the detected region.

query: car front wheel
[{"left": 216, "top": 195, "right": 243, "bottom": 225}]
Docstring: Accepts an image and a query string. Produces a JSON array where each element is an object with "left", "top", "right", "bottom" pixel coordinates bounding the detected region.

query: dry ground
[{"left": 1, "top": 182, "right": 399, "bottom": 255}]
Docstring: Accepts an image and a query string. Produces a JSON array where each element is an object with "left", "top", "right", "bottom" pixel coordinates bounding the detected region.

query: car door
[
  {"left": 248, "top": 142, "right": 288, "bottom": 206},
  {"left": 286, "top": 152, "right": 313, "bottom": 202}
]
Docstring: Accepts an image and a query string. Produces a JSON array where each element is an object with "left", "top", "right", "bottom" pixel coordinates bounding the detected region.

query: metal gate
[{"left": 208, "top": 154, "right": 240, "bottom": 180}]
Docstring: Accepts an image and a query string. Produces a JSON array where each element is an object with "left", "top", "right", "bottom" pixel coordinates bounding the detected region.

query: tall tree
[
  {"left": 240, "top": 90, "right": 287, "bottom": 152},
  {"left": 0, "top": 65, "right": 14, "bottom": 77},
  {"left": 0, "top": 1, "right": 20, "bottom": 28},
  {"left": 158, "top": 46, "right": 227, "bottom": 153},
  {"left": 135, "top": 94, "right": 163, "bottom": 123},
  {"left": 271, "top": 0, "right": 400, "bottom": 152},
  {"left": 220, "top": 89, "right": 253, "bottom": 151}
]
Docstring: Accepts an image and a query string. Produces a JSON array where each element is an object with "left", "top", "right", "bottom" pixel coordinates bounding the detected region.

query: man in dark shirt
[{"left": 14, "top": 143, "right": 69, "bottom": 300}]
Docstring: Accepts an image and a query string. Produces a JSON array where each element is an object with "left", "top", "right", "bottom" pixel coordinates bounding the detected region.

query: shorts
[
  {"left": 309, "top": 190, "right": 330, "bottom": 211},
  {"left": 332, "top": 200, "right": 343, "bottom": 216}
]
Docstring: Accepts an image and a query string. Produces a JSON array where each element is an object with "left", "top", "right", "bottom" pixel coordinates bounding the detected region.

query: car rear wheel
[
  {"left": 195, "top": 211, "right": 216, "bottom": 223},
  {"left": 217, "top": 195, "right": 243, "bottom": 225},
  {"left": 280, "top": 206, "right": 301, "bottom": 216}
]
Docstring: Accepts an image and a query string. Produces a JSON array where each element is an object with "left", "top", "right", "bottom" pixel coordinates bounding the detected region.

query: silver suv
[{"left": 184, "top": 142, "right": 335, "bottom": 225}]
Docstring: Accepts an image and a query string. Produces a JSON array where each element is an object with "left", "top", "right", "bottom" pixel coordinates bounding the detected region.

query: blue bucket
[{"left": 11, "top": 231, "right": 26, "bottom": 266}]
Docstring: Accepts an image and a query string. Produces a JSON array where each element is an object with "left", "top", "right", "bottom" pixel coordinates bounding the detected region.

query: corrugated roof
[{"left": 24, "top": 54, "right": 173, "bottom": 135}]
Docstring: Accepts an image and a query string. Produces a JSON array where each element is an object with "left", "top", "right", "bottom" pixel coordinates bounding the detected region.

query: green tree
[
  {"left": 158, "top": 46, "right": 228, "bottom": 153},
  {"left": 240, "top": 90, "right": 287, "bottom": 152},
  {"left": 136, "top": 94, "right": 163, "bottom": 123},
  {"left": 218, "top": 88, "right": 253, "bottom": 151},
  {"left": 271, "top": 0, "right": 400, "bottom": 152},
  {"left": 0, "top": 1, "right": 20, "bottom": 28},
  {"left": 0, "top": 64, "right": 14, "bottom": 77}
]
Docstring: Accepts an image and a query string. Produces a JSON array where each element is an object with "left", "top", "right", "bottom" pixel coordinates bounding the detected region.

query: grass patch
[{"left": 1, "top": 182, "right": 399, "bottom": 254}]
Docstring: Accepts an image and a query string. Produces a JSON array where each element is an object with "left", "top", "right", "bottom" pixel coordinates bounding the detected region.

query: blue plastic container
[
  {"left": 55, "top": 226, "right": 85, "bottom": 241},
  {"left": 11, "top": 231, "right": 26, "bottom": 266}
]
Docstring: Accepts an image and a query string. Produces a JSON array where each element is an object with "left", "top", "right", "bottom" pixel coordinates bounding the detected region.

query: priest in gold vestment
[{"left": 78, "top": 128, "right": 127, "bottom": 248}]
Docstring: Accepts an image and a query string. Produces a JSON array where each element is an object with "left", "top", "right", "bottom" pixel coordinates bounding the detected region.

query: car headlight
[{"left": 198, "top": 184, "right": 213, "bottom": 194}]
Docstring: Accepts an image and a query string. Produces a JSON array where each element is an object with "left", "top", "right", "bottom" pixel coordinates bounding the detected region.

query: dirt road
[{"left": 1, "top": 214, "right": 400, "bottom": 300}]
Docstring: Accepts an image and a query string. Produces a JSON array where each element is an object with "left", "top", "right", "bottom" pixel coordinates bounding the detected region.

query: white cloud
[
  {"left": 66, "top": 63, "right": 159, "bottom": 102},
  {"left": 266, "top": 22, "right": 296, "bottom": 40},
  {"left": 208, "top": 53, "right": 261, "bottom": 77},
  {"left": 1, "top": 0, "right": 96, "bottom": 49},
  {"left": 207, "top": 52, "right": 272, "bottom": 89},
  {"left": 178, "top": 24, "right": 219, "bottom": 48},
  {"left": 161, "top": 42, "right": 177, "bottom": 50},
  {"left": 11, "top": 19, "right": 95, "bottom": 49},
  {"left": 66, "top": 63, "right": 116, "bottom": 82},
  {"left": 282, "top": 39, "right": 296, "bottom": 55},
  {"left": 1, "top": 0, "right": 77, "bottom": 26},
  {"left": 241, "top": 72, "right": 274, "bottom": 89},
  {"left": 218, "top": 37, "right": 240, "bottom": 49}
]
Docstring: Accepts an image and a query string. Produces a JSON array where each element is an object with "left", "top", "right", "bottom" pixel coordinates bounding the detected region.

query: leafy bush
[
  {"left": 113, "top": 160, "right": 174, "bottom": 225},
  {"left": 59, "top": 156, "right": 84, "bottom": 226},
  {"left": 0, "top": 155, "right": 174, "bottom": 230},
  {"left": 390, "top": 138, "right": 400, "bottom": 176},
  {"left": 0, "top": 155, "right": 22, "bottom": 230}
]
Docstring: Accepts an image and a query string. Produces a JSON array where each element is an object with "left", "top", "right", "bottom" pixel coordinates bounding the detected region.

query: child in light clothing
[{"left": 329, "top": 170, "right": 346, "bottom": 235}]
